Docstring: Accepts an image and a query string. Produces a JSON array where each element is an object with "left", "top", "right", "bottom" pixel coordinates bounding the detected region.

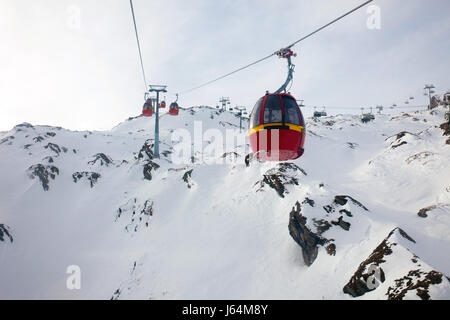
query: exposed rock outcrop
[
  {"left": 15, "top": 123, "right": 34, "bottom": 129},
  {"left": 343, "top": 228, "right": 448, "bottom": 299},
  {"left": 255, "top": 163, "right": 307, "bottom": 198},
  {"left": 418, "top": 205, "right": 437, "bottom": 218},
  {"left": 72, "top": 172, "right": 101, "bottom": 188},
  {"left": 33, "top": 136, "right": 45, "bottom": 143},
  {"left": 387, "top": 269, "right": 446, "bottom": 300},
  {"left": 289, "top": 193, "right": 369, "bottom": 266},
  {"left": 88, "top": 153, "right": 113, "bottom": 166},
  {"left": 288, "top": 201, "right": 328, "bottom": 266},
  {"left": 405, "top": 151, "right": 435, "bottom": 165},
  {"left": 334, "top": 195, "right": 369, "bottom": 211},
  {"left": 143, "top": 161, "right": 160, "bottom": 181},
  {"left": 44, "top": 143, "right": 63, "bottom": 155},
  {"left": 116, "top": 198, "right": 154, "bottom": 233},
  {"left": 27, "top": 164, "right": 60, "bottom": 191},
  {"left": 137, "top": 141, "right": 160, "bottom": 181},
  {"left": 0, "top": 136, "right": 15, "bottom": 145},
  {"left": 0, "top": 224, "right": 13, "bottom": 243},
  {"left": 440, "top": 121, "right": 450, "bottom": 136},
  {"left": 183, "top": 170, "right": 194, "bottom": 189},
  {"left": 386, "top": 131, "right": 419, "bottom": 150},
  {"left": 331, "top": 216, "right": 351, "bottom": 231},
  {"left": 138, "top": 141, "right": 155, "bottom": 160},
  {"left": 343, "top": 230, "right": 398, "bottom": 297}
]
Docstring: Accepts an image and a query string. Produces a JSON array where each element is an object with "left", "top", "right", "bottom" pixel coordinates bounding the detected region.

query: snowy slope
[{"left": 0, "top": 106, "right": 449, "bottom": 300}]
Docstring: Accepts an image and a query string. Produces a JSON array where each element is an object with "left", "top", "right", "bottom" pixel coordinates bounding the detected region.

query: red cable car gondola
[
  {"left": 248, "top": 48, "right": 305, "bottom": 161},
  {"left": 159, "top": 100, "right": 166, "bottom": 109},
  {"left": 169, "top": 94, "right": 180, "bottom": 116},
  {"left": 169, "top": 102, "right": 180, "bottom": 116},
  {"left": 142, "top": 98, "right": 154, "bottom": 117}
]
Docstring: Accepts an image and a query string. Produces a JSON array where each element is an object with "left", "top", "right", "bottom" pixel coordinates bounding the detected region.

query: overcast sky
[{"left": 1, "top": 0, "right": 449, "bottom": 131}]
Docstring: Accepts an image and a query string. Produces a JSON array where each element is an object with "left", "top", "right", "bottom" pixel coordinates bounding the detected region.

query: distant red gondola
[
  {"left": 142, "top": 99, "right": 154, "bottom": 117},
  {"left": 169, "top": 102, "right": 180, "bottom": 116}
]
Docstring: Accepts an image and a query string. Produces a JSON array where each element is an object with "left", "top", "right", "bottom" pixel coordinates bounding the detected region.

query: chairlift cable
[
  {"left": 286, "top": 0, "right": 373, "bottom": 49},
  {"left": 176, "top": 0, "right": 374, "bottom": 96},
  {"left": 130, "top": 0, "right": 148, "bottom": 91}
]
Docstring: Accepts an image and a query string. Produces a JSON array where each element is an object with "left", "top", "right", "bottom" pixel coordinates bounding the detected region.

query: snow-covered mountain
[{"left": 0, "top": 106, "right": 449, "bottom": 300}]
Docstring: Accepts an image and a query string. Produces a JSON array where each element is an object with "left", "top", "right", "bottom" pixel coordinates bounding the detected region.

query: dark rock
[
  {"left": 326, "top": 243, "right": 336, "bottom": 256},
  {"left": 260, "top": 174, "right": 294, "bottom": 198},
  {"left": 46, "top": 132, "right": 56, "bottom": 137},
  {"left": 72, "top": 172, "right": 101, "bottom": 188},
  {"left": 277, "top": 163, "right": 307, "bottom": 176},
  {"left": 395, "top": 132, "right": 409, "bottom": 140},
  {"left": 116, "top": 198, "right": 154, "bottom": 233},
  {"left": 334, "top": 196, "right": 348, "bottom": 206},
  {"left": 33, "top": 136, "right": 45, "bottom": 143},
  {"left": 221, "top": 152, "right": 240, "bottom": 159},
  {"left": 161, "top": 150, "right": 172, "bottom": 158},
  {"left": 340, "top": 209, "right": 353, "bottom": 217},
  {"left": 27, "top": 164, "right": 60, "bottom": 191},
  {"left": 138, "top": 141, "right": 155, "bottom": 160},
  {"left": 117, "top": 160, "right": 129, "bottom": 167},
  {"left": 43, "top": 156, "right": 54, "bottom": 163},
  {"left": 245, "top": 153, "right": 255, "bottom": 167},
  {"left": 141, "top": 200, "right": 154, "bottom": 217},
  {"left": 391, "top": 141, "right": 408, "bottom": 149},
  {"left": 143, "top": 161, "right": 160, "bottom": 181},
  {"left": 183, "top": 170, "right": 194, "bottom": 189},
  {"left": 111, "top": 289, "right": 121, "bottom": 300},
  {"left": 0, "top": 224, "right": 13, "bottom": 243},
  {"left": 331, "top": 216, "right": 351, "bottom": 231},
  {"left": 405, "top": 151, "right": 434, "bottom": 164},
  {"left": 288, "top": 202, "right": 327, "bottom": 266},
  {"left": 343, "top": 240, "right": 390, "bottom": 297},
  {"left": 302, "top": 197, "right": 315, "bottom": 207},
  {"left": 255, "top": 163, "right": 306, "bottom": 198},
  {"left": 323, "top": 205, "right": 334, "bottom": 214},
  {"left": 44, "top": 143, "right": 62, "bottom": 155},
  {"left": 343, "top": 228, "right": 413, "bottom": 298},
  {"left": 0, "top": 136, "right": 15, "bottom": 145},
  {"left": 392, "top": 228, "right": 416, "bottom": 244},
  {"left": 15, "top": 123, "right": 34, "bottom": 129},
  {"left": 88, "top": 153, "right": 113, "bottom": 166},
  {"left": 440, "top": 122, "right": 450, "bottom": 136},
  {"left": 313, "top": 219, "right": 332, "bottom": 235},
  {"left": 387, "top": 270, "right": 443, "bottom": 300},
  {"left": 334, "top": 195, "right": 369, "bottom": 211}
]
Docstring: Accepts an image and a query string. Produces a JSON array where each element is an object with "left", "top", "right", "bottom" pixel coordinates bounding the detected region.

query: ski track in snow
[{"left": 0, "top": 106, "right": 449, "bottom": 300}]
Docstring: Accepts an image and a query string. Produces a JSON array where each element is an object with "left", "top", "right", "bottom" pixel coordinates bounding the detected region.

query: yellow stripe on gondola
[{"left": 249, "top": 123, "right": 304, "bottom": 135}]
